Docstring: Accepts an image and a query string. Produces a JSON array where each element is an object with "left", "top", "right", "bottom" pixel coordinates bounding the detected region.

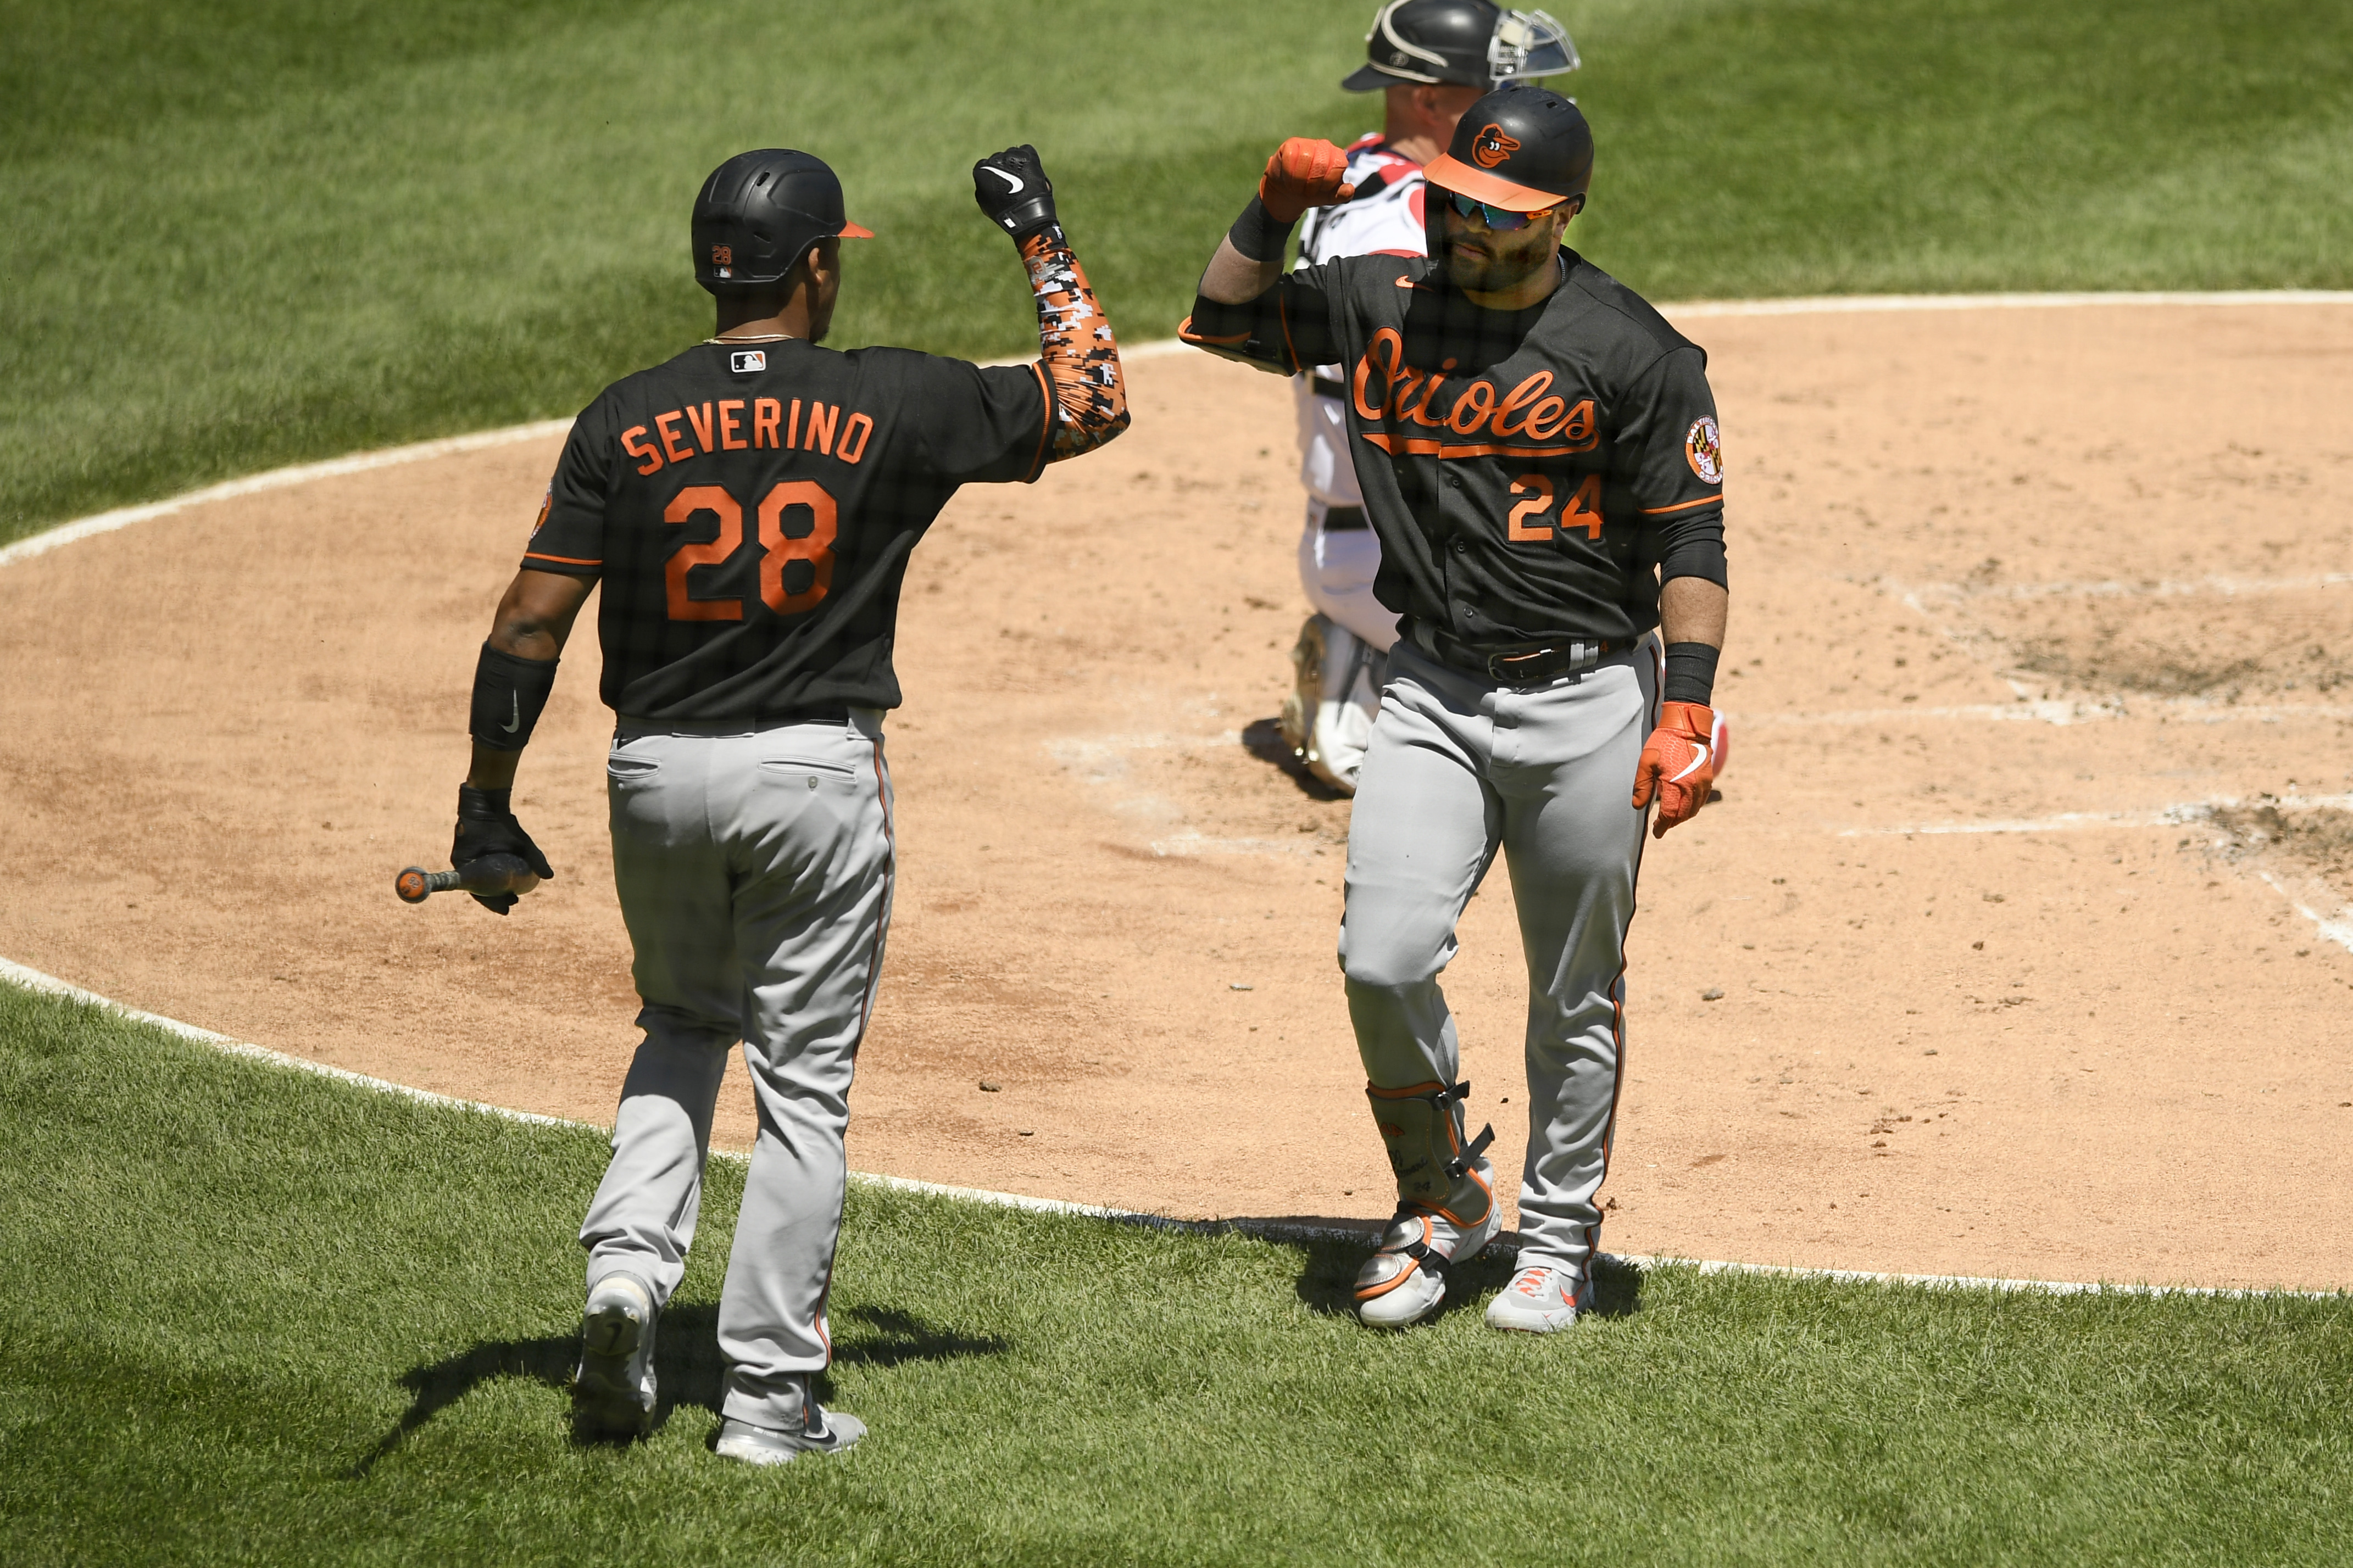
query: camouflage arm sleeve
[{"left": 1019, "top": 225, "right": 1130, "bottom": 462}]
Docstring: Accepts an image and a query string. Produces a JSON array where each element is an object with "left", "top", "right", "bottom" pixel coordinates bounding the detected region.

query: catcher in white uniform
[{"left": 1280, "top": 0, "right": 1582, "bottom": 793}]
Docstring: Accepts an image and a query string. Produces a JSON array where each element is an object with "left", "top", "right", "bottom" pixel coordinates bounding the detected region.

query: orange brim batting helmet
[
  {"left": 692, "top": 149, "right": 873, "bottom": 295},
  {"left": 1423, "top": 85, "right": 1593, "bottom": 211}
]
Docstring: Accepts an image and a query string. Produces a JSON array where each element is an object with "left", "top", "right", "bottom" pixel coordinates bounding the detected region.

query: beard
[{"left": 1439, "top": 216, "right": 1559, "bottom": 296}]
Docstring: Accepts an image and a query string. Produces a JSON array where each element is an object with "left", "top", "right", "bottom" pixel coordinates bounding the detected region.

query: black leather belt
[
  {"left": 1321, "top": 505, "right": 1368, "bottom": 531},
  {"left": 1310, "top": 373, "right": 1349, "bottom": 400},
  {"left": 1410, "top": 620, "right": 1620, "bottom": 686}
]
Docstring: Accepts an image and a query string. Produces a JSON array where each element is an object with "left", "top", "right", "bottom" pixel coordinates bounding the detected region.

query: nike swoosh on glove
[
  {"left": 1258, "top": 138, "right": 1356, "bottom": 224},
  {"left": 972, "top": 144, "right": 1058, "bottom": 241},
  {"left": 1629, "top": 700, "right": 1716, "bottom": 838}
]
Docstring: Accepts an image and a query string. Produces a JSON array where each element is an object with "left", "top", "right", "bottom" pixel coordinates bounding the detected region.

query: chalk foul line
[{"left": 0, "top": 955, "right": 2337, "bottom": 1301}]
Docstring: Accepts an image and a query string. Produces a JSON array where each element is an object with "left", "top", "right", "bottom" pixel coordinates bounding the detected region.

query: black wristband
[
  {"left": 1662, "top": 642, "right": 1721, "bottom": 706},
  {"left": 468, "top": 642, "right": 558, "bottom": 752},
  {"left": 1227, "top": 194, "right": 1297, "bottom": 264}
]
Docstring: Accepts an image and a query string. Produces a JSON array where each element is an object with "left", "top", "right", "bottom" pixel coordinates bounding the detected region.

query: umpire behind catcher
[
  {"left": 1182, "top": 88, "right": 1728, "bottom": 1332},
  {"left": 438, "top": 144, "right": 1127, "bottom": 1463}
]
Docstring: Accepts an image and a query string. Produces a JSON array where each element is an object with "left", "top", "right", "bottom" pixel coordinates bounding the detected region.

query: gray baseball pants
[
  {"left": 577, "top": 709, "right": 892, "bottom": 1432},
  {"left": 1339, "top": 634, "right": 1657, "bottom": 1281}
]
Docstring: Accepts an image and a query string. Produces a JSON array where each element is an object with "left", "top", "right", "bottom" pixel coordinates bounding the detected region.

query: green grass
[
  {"left": 3, "top": 0, "right": 2351, "bottom": 544},
  {"left": 3, "top": 979, "right": 2349, "bottom": 1566}
]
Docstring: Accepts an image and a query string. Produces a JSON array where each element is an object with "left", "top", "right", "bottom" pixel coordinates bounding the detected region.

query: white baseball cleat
[
  {"left": 714, "top": 1408, "right": 866, "bottom": 1466},
  {"left": 1354, "top": 1203, "right": 1501, "bottom": 1329},
  {"left": 573, "top": 1271, "right": 659, "bottom": 1437},
  {"left": 1484, "top": 1264, "right": 1586, "bottom": 1333}
]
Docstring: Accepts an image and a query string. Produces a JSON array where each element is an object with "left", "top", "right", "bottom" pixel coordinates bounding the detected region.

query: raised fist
[
  {"left": 1259, "top": 138, "right": 1356, "bottom": 224},
  {"left": 1630, "top": 701, "right": 1716, "bottom": 838},
  {"left": 973, "top": 145, "right": 1058, "bottom": 242}
]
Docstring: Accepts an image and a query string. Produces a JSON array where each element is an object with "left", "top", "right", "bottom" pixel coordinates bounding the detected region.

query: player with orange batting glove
[{"left": 1185, "top": 83, "right": 1730, "bottom": 1333}]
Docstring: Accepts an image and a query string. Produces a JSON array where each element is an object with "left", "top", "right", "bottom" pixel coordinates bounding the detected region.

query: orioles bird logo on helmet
[{"left": 1470, "top": 124, "right": 1521, "bottom": 169}]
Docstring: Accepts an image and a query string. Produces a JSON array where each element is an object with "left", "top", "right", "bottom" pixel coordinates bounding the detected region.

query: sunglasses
[{"left": 1440, "top": 189, "right": 1559, "bottom": 231}]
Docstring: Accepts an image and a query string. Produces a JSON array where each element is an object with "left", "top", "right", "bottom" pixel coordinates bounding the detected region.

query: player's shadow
[
  {"left": 1239, "top": 717, "right": 1353, "bottom": 801},
  {"left": 1288, "top": 1232, "right": 1646, "bottom": 1326},
  {"left": 351, "top": 1301, "right": 1006, "bottom": 1475}
]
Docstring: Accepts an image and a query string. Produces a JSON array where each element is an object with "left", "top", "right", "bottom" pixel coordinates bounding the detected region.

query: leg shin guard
[{"left": 1366, "top": 1079, "right": 1495, "bottom": 1228}]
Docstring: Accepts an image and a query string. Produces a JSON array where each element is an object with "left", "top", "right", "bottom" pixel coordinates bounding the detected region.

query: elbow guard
[{"left": 468, "top": 641, "right": 559, "bottom": 752}]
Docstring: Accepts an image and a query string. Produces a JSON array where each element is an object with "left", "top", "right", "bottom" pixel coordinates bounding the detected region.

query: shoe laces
[{"left": 1508, "top": 1266, "right": 1555, "bottom": 1298}]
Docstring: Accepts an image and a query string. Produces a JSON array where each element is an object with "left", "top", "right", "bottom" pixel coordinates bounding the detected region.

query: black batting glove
[
  {"left": 972, "top": 145, "right": 1058, "bottom": 242},
  {"left": 453, "top": 784, "right": 554, "bottom": 915}
]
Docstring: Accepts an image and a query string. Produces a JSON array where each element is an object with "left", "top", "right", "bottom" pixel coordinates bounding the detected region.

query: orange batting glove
[
  {"left": 1259, "top": 138, "right": 1356, "bottom": 224},
  {"left": 1631, "top": 701, "right": 1717, "bottom": 838}
]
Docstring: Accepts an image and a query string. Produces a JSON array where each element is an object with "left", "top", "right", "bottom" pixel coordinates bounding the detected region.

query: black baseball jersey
[
  {"left": 1186, "top": 249, "right": 1725, "bottom": 646},
  {"left": 524, "top": 340, "right": 1051, "bottom": 717}
]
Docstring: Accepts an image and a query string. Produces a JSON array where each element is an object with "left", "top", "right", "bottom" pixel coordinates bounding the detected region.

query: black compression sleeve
[
  {"left": 1662, "top": 643, "right": 1721, "bottom": 706},
  {"left": 1226, "top": 195, "right": 1297, "bottom": 264},
  {"left": 468, "top": 641, "right": 559, "bottom": 752}
]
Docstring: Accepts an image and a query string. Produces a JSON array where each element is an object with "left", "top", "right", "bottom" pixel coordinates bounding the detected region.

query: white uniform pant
[
  {"left": 1297, "top": 500, "right": 1400, "bottom": 654},
  {"left": 578, "top": 710, "right": 892, "bottom": 1432},
  {"left": 1338, "top": 636, "right": 1656, "bottom": 1280}
]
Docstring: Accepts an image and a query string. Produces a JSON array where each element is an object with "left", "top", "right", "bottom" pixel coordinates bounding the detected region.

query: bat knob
[{"left": 394, "top": 867, "right": 432, "bottom": 903}]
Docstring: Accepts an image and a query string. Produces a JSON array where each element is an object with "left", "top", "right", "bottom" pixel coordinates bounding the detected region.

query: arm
[
  {"left": 1181, "top": 139, "right": 1356, "bottom": 372},
  {"left": 1632, "top": 574, "right": 1730, "bottom": 839},
  {"left": 448, "top": 566, "right": 593, "bottom": 911},
  {"left": 463, "top": 568, "right": 594, "bottom": 791},
  {"left": 972, "top": 146, "right": 1129, "bottom": 462}
]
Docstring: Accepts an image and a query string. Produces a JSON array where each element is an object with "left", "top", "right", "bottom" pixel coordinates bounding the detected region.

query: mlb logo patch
[{"left": 729, "top": 350, "right": 767, "bottom": 374}]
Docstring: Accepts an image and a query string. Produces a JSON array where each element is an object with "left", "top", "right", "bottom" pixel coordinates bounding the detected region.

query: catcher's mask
[
  {"left": 1342, "top": 0, "right": 1579, "bottom": 92},
  {"left": 692, "top": 149, "right": 872, "bottom": 296}
]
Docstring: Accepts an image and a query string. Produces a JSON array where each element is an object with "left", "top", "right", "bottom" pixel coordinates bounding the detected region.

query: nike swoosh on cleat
[
  {"left": 985, "top": 166, "right": 1024, "bottom": 193},
  {"left": 500, "top": 693, "right": 520, "bottom": 733}
]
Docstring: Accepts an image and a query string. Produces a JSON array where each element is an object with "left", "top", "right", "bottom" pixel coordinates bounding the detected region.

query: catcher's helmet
[
  {"left": 1342, "top": 0, "right": 1578, "bottom": 92},
  {"left": 691, "top": 149, "right": 872, "bottom": 295},
  {"left": 1423, "top": 85, "right": 1593, "bottom": 211}
]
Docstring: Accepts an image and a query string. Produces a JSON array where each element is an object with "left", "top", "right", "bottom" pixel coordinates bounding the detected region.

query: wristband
[
  {"left": 468, "top": 641, "right": 558, "bottom": 752},
  {"left": 1227, "top": 195, "right": 1297, "bottom": 264},
  {"left": 1662, "top": 642, "right": 1720, "bottom": 706}
]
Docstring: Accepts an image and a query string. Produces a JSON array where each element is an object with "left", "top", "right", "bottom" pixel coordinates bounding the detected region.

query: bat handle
[{"left": 394, "top": 867, "right": 465, "bottom": 903}]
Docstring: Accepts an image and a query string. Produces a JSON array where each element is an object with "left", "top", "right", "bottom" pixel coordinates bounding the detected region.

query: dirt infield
[{"left": 4, "top": 303, "right": 2349, "bottom": 1290}]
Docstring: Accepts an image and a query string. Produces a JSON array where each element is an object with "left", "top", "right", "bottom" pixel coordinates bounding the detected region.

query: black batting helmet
[
  {"left": 691, "top": 150, "right": 872, "bottom": 295},
  {"left": 1342, "top": 0, "right": 1578, "bottom": 92},
  {"left": 1424, "top": 85, "right": 1593, "bottom": 212}
]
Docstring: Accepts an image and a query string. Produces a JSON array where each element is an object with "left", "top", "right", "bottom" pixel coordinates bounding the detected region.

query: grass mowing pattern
[
  {"left": 2, "top": 980, "right": 2349, "bottom": 1565},
  {"left": 4, "top": 0, "right": 2351, "bottom": 544}
]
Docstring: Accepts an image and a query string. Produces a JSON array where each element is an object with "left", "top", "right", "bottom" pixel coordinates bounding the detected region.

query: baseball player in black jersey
[
  {"left": 441, "top": 146, "right": 1127, "bottom": 1460},
  {"left": 1183, "top": 87, "right": 1727, "bottom": 1331}
]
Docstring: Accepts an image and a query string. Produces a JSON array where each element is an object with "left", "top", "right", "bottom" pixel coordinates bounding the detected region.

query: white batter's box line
[
  {"left": 0, "top": 420, "right": 577, "bottom": 571},
  {"left": 1617, "top": 1253, "right": 2345, "bottom": 1302},
  {"left": 3, "top": 955, "right": 2340, "bottom": 1299},
  {"left": 1903, "top": 572, "right": 2353, "bottom": 604},
  {"left": 1147, "top": 830, "right": 1319, "bottom": 858},
  {"left": 1838, "top": 792, "right": 2353, "bottom": 839},
  {"left": 2256, "top": 872, "right": 2353, "bottom": 957},
  {"left": 1659, "top": 289, "right": 2353, "bottom": 318},
  {"left": 1751, "top": 698, "right": 2353, "bottom": 728}
]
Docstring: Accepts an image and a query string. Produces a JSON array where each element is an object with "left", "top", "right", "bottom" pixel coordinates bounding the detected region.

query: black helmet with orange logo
[
  {"left": 1423, "top": 85, "right": 1593, "bottom": 213},
  {"left": 691, "top": 150, "right": 874, "bottom": 296},
  {"left": 1342, "top": 1, "right": 1578, "bottom": 93}
]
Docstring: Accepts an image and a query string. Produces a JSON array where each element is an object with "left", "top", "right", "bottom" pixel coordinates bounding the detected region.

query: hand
[
  {"left": 453, "top": 784, "right": 555, "bottom": 914},
  {"left": 1258, "top": 138, "right": 1355, "bottom": 224},
  {"left": 973, "top": 145, "right": 1058, "bottom": 242},
  {"left": 1630, "top": 701, "right": 1716, "bottom": 838}
]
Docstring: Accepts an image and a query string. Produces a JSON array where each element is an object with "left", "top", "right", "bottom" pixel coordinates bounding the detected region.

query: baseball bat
[{"left": 394, "top": 853, "right": 542, "bottom": 904}]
